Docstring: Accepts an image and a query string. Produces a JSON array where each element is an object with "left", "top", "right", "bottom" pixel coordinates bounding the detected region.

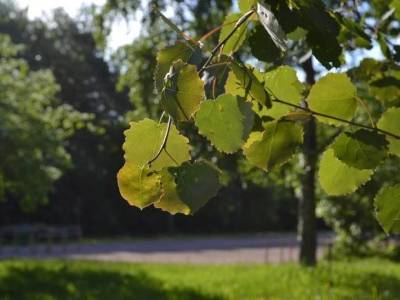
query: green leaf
[
  {"left": 307, "top": 73, "right": 357, "bottom": 126},
  {"left": 375, "top": 184, "right": 400, "bottom": 234},
  {"left": 156, "top": 161, "right": 221, "bottom": 215},
  {"left": 155, "top": 42, "right": 201, "bottom": 93},
  {"left": 123, "top": 118, "right": 190, "bottom": 170},
  {"left": 263, "top": 66, "right": 304, "bottom": 119},
  {"left": 243, "top": 121, "right": 303, "bottom": 171},
  {"left": 219, "top": 13, "right": 248, "bottom": 55},
  {"left": 318, "top": 149, "right": 373, "bottom": 196},
  {"left": 256, "top": 3, "right": 288, "bottom": 52},
  {"left": 369, "top": 76, "right": 400, "bottom": 104},
  {"left": 161, "top": 61, "right": 205, "bottom": 122},
  {"left": 117, "top": 164, "right": 161, "bottom": 209},
  {"left": 230, "top": 61, "right": 272, "bottom": 108},
  {"left": 249, "top": 24, "right": 281, "bottom": 62},
  {"left": 195, "top": 94, "right": 254, "bottom": 153},
  {"left": 154, "top": 168, "right": 191, "bottom": 215},
  {"left": 377, "top": 108, "right": 400, "bottom": 157},
  {"left": 239, "top": 0, "right": 257, "bottom": 12},
  {"left": 332, "top": 129, "right": 388, "bottom": 170}
]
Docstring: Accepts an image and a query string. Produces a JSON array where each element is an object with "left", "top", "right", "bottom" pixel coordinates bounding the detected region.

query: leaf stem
[
  {"left": 198, "top": 9, "right": 255, "bottom": 74},
  {"left": 148, "top": 116, "right": 172, "bottom": 166}
]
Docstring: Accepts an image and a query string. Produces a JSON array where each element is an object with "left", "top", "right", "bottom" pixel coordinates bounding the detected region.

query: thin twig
[
  {"left": 198, "top": 9, "right": 255, "bottom": 74},
  {"left": 272, "top": 98, "right": 400, "bottom": 140},
  {"left": 148, "top": 116, "right": 172, "bottom": 166}
]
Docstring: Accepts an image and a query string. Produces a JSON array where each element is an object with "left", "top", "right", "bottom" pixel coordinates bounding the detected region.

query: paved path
[{"left": 0, "top": 233, "right": 333, "bottom": 264}]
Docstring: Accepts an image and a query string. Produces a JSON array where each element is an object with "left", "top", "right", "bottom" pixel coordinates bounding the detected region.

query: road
[{"left": 0, "top": 232, "right": 333, "bottom": 264}]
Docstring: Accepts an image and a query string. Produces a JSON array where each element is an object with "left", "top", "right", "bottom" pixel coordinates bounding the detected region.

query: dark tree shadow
[{"left": 0, "top": 263, "right": 224, "bottom": 300}]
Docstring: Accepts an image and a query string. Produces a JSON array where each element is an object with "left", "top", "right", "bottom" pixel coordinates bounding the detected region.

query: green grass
[{"left": 0, "top": 258, "right": 400, "bottom": 299}]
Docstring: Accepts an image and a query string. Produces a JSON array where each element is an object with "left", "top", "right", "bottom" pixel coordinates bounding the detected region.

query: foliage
[
  {"left": 0, "top": 34, "right": 90, "bottom": 209},
  {"left": 115, "top": 0, "right": 400, "bottom": 236},
  {"left": 2, "top": 259, "right": 400, "bottom": 299}
]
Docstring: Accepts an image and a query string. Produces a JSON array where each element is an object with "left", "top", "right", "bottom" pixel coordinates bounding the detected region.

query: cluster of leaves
[
  {"left": 0, "top": 34, "right": 92, "bottom": 209},
  {"left": 117, "top": 0, "right": 400, "bottom": 233}
]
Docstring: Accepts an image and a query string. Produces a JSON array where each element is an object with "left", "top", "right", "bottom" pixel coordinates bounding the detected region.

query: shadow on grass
[{"left": 0, "top": 263, "right": 223, "bottom": 300}]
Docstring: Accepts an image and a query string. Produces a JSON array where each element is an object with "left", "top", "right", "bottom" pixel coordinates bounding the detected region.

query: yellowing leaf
[
  {"left": 318, "top": 149, "right": 373, "bottom": 196},
  {"left": 307, "top": 73, "right": 357, "bottom": 126},
  {"left": 195, "top": 94, "right": 254, "bottom": 153},
  {"left": 377, "top": 107, "right": 400, "bottom": 157},
  {"left": 123, "top": 118, "right": 190, "bottom": 170},
  {"left": 243, "top": 121, "right": 303, "bottom": 171},
  {"left": 375, "top": 184, "right": 400, "bottom": 234},
  {"left": 161, "top": 61, "right": 205, "bottom": 122},
  {"left": 117, "top": 164, "right": 161, "bottom": 209}
]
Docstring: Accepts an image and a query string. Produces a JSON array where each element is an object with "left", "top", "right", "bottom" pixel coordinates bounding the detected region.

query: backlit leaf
[
  {"left": 195, "top": 94, "right": 254, "bottom": 153},
  {"left": 117, "top": 164, "right": 161, "bottom": 209},
  {"left": 243, "top": 120, "right": 303, "bottom": 171},
  {"left": 123, "top": 118, "right": 190, "bottom": 170},
  {"left": 239, "top": 0, "right": 257, "bottom": 12},
  {"left": 155, "top": 42, "right": 201, "bottom": 93},
  {"left": 156, "top": 161, "right": 221, "bottom": 215},
  {"left": 332, "top": 129, "right": 388, "bottom": 170},
  {"left": 161, "top": 61, "right": 205, "bottom": 122},
  {"left": 154, "top": 168, "right": 191, "bottom": 215},
  {"left": 307, "top": 73, "right": 357, "bottom": 126},
  {"left": 230, "top": 61, "right": 271, "bottom": 108},
  {"left": 319, "top": 149, "right": 373, "bottom": 196},
  {"left": 377, "top": 108, "right": 400, "bottom": 157},
  {"left": 219, "top": 13, "right": 248, "bottom": 55},
  {"left": 263, "top": 66, "right": 304, "bottom": 119},
  {"left": 375, "top": 184, "right": 400, "bottom": 234}
]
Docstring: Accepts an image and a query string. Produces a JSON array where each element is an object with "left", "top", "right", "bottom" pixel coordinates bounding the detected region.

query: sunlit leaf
[
  {"left": 117, "top": 164, "right": 161, "bottom": 209},
  {"left": 195, "top": 94, "right": 254, "bottom": 153},
  {"left": 307, "top": 73, "right": 357, "bottom": 126},
  {"left": 332, "top": 129, "right": 388, "bottom": 170},
  {"left": 318, "top": 149, "right": 373, "bottom": 196},
  {"left": 243, "top": 120, "right": 303, "bottom": 171},
  {"left": 161, "top": 61, "right": 205, "bottom": 122},
  {"left": 377, "top": 107, "right": 400, "bottom": 157},
  {"left": 375, "top": 184, "right": 400, "bottom": 234},
  {"left": 123, "top": 118, "right": 190, "bottom": 170},
  {"left": 219, "top": 13, "right": 248, "bottom": 55}
]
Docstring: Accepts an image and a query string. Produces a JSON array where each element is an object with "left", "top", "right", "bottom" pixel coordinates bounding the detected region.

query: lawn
[{"left": 0, "top": 258, "right": 400, "bottom": 299}]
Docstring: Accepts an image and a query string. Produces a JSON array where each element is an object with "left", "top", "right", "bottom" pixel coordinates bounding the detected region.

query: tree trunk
[{"left": 298, "top": 58, "right": 317, "bottom": 266}]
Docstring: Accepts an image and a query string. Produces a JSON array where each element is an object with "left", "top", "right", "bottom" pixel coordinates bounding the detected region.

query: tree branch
[{"left": 198, "top": 9, "right": 255, "bottom": 74}]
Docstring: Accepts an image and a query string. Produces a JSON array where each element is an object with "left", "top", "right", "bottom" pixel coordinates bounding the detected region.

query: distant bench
[{"left": 0, "top": 224, "right": 82, "bottom": 246}]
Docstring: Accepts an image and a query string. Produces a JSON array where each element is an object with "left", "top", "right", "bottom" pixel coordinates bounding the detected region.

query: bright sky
[{"left": 17, "top": 0, "right": 140, "bottom": 50}]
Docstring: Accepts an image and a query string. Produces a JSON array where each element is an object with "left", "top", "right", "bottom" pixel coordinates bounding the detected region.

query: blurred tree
[{"left": 0, "top": 34, "right": 89, "bottom": 210}]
